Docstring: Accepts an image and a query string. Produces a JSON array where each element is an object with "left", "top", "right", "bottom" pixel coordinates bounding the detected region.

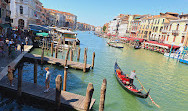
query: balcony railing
[
  {"left": 131, "top": 30, "right": 137, "bottom": 33},
  {"left": 172, "top": 30, "right": 179, "bottom": 34}
]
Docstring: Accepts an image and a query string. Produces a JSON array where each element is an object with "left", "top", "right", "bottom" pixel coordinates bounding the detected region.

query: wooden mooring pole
[
  {"left": 51, "top": 42, "right": 54, "bottom": 57},
  {"left": 34, "top": 60, "right": 38, "bottom": 84},
  {"left": 84, "top": 83, "right": 94, "bottom": 111},
  {"left": 77, "top": 47, "right": 80, "bottom": 61},
  {"left": 55, "top": 46, "right": 58, "bottom": 58},
  {"left": 99, "top": 79, "right": 107, "bottom": 111},
  {"left": 17, "top": 62, "right": 23, "bottom": 97},
  {"left": 41, "top": 48, "right": 44, "bottom": 64},
  {"left": 91, "top": 52, "right": 95, "bottom": 69},
  {"left": 63, "top": 48, "right": 69, "bottom": 91},
  {"left": 55, "top": 75, "right": 62, "bottom": 110},
  {"left": 83, "top": 48, "right": 87, "bottom": 73},
  {"left": 70, "top": 49, "right": 73, "bottom": 61}
]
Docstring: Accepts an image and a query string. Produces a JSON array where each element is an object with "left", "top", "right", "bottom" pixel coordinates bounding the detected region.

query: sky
[{"left": 40, "top": 0, "right": 188, "bottom": 26}]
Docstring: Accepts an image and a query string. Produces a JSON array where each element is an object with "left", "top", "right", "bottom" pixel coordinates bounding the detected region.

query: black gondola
[
  {"left": 114, "top": 62, "right": 150, "bottom": 98},
  {"left": 134, "top": 45, "right": 141, "bottom": 49},
  {"left": 107, "top": 42, "right": 124, "bottom": 48}
]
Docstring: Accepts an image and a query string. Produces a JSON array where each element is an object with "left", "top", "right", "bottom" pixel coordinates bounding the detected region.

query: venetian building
[
  {"left": 0, "top": 0, "right": 11, "bottom": 35},
  {"left": 164, "top": 13, "right": 188, "bottom": 47},
  {"left": 10, "top": 0, "right": 43, "bottom": 29},
  {"left": 117, "top": 15, "right": 129, "bottom": 37}
]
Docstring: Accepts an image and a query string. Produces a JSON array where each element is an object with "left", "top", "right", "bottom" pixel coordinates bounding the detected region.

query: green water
[{"left": 30, "top": 31, "right": 188, "bottom": 111}]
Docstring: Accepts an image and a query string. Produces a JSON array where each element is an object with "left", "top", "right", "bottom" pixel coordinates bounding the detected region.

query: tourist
[
  {"left": 129, "top": 70, "right": 137, "bottom": 86},
  {"left": 25, "top": 36, "right": 29, "bottom": 45},
  {"left": 8, "top": 66, "right": 15, "bottom": 86},
  {"left": 5, "top": 38, "right": 9, "bottom": 46},
  {"left": 21, "top": 42, "right": 24, "bottom": 53},
  {"left": 44, "top": 67, "right": 51, "bottom": 93}
]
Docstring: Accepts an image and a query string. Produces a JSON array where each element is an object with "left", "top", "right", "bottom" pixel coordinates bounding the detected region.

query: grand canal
[{"left": 0, "top": 31, "right": 188, "bottom": 111}]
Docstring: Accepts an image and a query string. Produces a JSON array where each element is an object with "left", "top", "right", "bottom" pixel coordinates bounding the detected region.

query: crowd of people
[{"left": 0, "top": 30, "right": 31, "bottom": 58}]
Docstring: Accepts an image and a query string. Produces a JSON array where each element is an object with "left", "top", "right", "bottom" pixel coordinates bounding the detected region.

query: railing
[
  {"left": 172, "top": 30, "right": 179, "bottom": 34},
  {"left": 131, "top": 30, "right": 137, "bottom": 33}
]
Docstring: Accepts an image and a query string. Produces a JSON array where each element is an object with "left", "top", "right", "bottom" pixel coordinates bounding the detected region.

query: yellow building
[
  {"left": 164, "top": 18, "right": 188, "bottom": 46},
  {"left": 138, "top": 12, "right": 178, "bottom": 40}
]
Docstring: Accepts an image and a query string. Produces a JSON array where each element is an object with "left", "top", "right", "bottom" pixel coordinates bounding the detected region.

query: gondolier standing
[{"left": 130, "top": 70, "right": 137, "bottom": 86}]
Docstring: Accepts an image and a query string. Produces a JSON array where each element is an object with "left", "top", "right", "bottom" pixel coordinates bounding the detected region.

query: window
[
  {"left": 184, "top": 24, "right": 188, "bottom": 31},
  {"left": 162, "top": 19, "right": 164, "bottom": 23},
  {"left": 155, "top": 26, "right": 158, "bottom": 32},
  {"left": 20, "top": 6, "right": 23, "bottom": 14},
  {"left": 167, "top": 35, "right": 169, "bottom": 41},
  {"left": 173, "top": 36, "right": 176, "bottom": 42},
  {"left": 181, "top": 36, "right": 185, "bottom": 43},
  {"left": 169, "top": 24, "right": 172, "bottom": 31},
  {"left": 158, "top": 19, "right": 160, "bottom": 24},
  {"left": 160, "top": 27, "right": 163, "bottom": 32},
  {"left": 176, "top": 24, "right": 179, "bottom": 30}
]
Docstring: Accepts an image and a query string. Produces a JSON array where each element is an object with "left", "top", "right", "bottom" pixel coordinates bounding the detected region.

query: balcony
[
  {"left": 172, "top": 30, "right": 179, "bottom": 36},
  {"left": 161, "top": 29, "right": 168, "bottom": 34},
  {"left": 182, "top": 31, "right": 187, "bottom": 36},
  {"left": 131, "top": 30, "right": 137, "bottom": 33}
]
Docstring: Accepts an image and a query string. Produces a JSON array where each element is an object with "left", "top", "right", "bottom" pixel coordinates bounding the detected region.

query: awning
[
  {"left": 36, "top": 32, "right": 49, "bottom": 37},
  {"left": 0, "top": 24, "right": 11, "bottom": 28},
  {"left": 145, "top": 41, "right": 180, "bottom": 49}
]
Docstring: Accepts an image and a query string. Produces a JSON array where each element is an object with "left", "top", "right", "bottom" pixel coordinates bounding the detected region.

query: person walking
[
  {"left": 129, "top": 70, "right": 137, "bottom": 87},
  {"left": 25, "top": 36, "right": 29, "bottom": 45},
  {"left": 8, "top": 66, "right": 15, "bottom": 86},
  {"left": 21, "top": 42, "right": 24, "bottom": 53},
  {"left": 44, "top": 67, "right": 51, "bottom": 93}
]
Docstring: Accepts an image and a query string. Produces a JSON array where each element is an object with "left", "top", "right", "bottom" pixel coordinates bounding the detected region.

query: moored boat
[
  {"left": 114, "top": 62, "right": 150, "bottom": 98},
  {"left": 107, "top": 42, "right": 124, "bottom": 48}
]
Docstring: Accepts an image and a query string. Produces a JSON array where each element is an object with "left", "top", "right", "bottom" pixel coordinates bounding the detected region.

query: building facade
[
  {"left": 0, "top": 0, "right": 11, "bottom": 35},
  {"left": 10, "top": 0, "right": 43, "bottom": 29}
]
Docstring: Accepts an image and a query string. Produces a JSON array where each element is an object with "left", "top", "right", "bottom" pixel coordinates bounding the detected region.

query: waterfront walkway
[
  {"left": 24, "top": 53, "right": 92, "bottom": 71},
  {"left": 0, "top": 76, "right": 95, "bottom": 110},
  {"left": 0, "top": 45, "right": 33, "bottom": 80}
]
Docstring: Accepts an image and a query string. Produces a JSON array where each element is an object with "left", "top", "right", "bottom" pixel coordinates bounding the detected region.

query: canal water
[{"left": 0, "top": 31, "right": 188, "bottom": 111}]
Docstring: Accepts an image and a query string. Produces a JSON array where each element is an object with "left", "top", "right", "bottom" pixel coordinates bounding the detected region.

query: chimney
[{"left": 181, "top": 12, "right": 183, "bottom": 15}]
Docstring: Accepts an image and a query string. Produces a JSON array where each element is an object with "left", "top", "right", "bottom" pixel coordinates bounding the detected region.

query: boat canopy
[{"left": 56, "top": 29, "right": 77, "bottom": 35}]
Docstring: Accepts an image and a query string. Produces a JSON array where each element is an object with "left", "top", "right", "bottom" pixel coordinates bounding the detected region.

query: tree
[{"left": 103, "top": 26, "right": 106, "bottom": 32}]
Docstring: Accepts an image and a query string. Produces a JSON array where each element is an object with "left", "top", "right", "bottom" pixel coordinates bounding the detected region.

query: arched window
[
  {"left": 176, "top": 24, "right": 179, "bottom": 30},
  {"left": 20, "top": 6, "right": 23, "bottom": 14},
  {"left": 173, "top": 36, "right": 176, "bottom": 42},
  {"left": 184, "top": 24, "right": 188, "bottom": 31},
  {"left": 167, "top": 35, "right": 169, "bottom": 41},
  {"left": 169, "top": 24, "right": 172, "bottom": 31},
  {"left": 181, "top": 36, "right": 185, "bottom": 43}
]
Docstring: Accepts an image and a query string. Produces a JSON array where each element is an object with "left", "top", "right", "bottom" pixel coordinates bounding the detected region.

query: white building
[
  {"left": 118, "top": 21, "right": 128, "bottom": 37},
  {"left": 10, "top": 0, "right": 43, "bottom": 29},
  {"left": 95, "top": 26, "right": 102, "bottom": 33},
  {"left": 107, "top": 17, "right": 121, "bottom": 35}
]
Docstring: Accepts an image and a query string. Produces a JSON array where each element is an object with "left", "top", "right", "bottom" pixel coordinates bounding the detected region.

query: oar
[{"left": 136, "top": 78, "right": 160, "bottom": 108}]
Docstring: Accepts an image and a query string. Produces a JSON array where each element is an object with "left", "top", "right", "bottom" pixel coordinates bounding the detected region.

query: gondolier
[{"left": 130, "top": 70, "right": 137, "bottom": 86}]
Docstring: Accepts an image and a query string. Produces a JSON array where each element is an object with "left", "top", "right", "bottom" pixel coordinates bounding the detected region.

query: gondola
[
  {"left": 134, "top": 45, "right": 141, "bottom": 49},
  {"left": 107, "top": 42, "right": 124, "bottom": 48},
  {"left": 114, "top": 62, "right": 150, "bottom": 98}
]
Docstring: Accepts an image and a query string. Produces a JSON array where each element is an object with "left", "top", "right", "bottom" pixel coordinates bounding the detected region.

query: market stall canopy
[
  {"left": 145, "top": 41, "right": 180, "bottom": 49},
  {"left": 36, "top": 32, "right": 49, "bottom": 37}
]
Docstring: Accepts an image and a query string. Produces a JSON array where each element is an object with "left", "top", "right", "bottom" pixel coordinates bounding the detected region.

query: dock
[
  {"left": 24, "top": 53, "right": 92, "bottom": 71},
  {"left": 0, "top": 45, "right": 33, "bottom": 80},
  {"left": 0, "top": 77, "right": 95, "bottom": 110}
]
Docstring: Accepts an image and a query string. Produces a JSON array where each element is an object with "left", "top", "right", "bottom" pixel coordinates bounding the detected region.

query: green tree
[{"left": 103, "top": 26, "right": 106, "bottom": 32}]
